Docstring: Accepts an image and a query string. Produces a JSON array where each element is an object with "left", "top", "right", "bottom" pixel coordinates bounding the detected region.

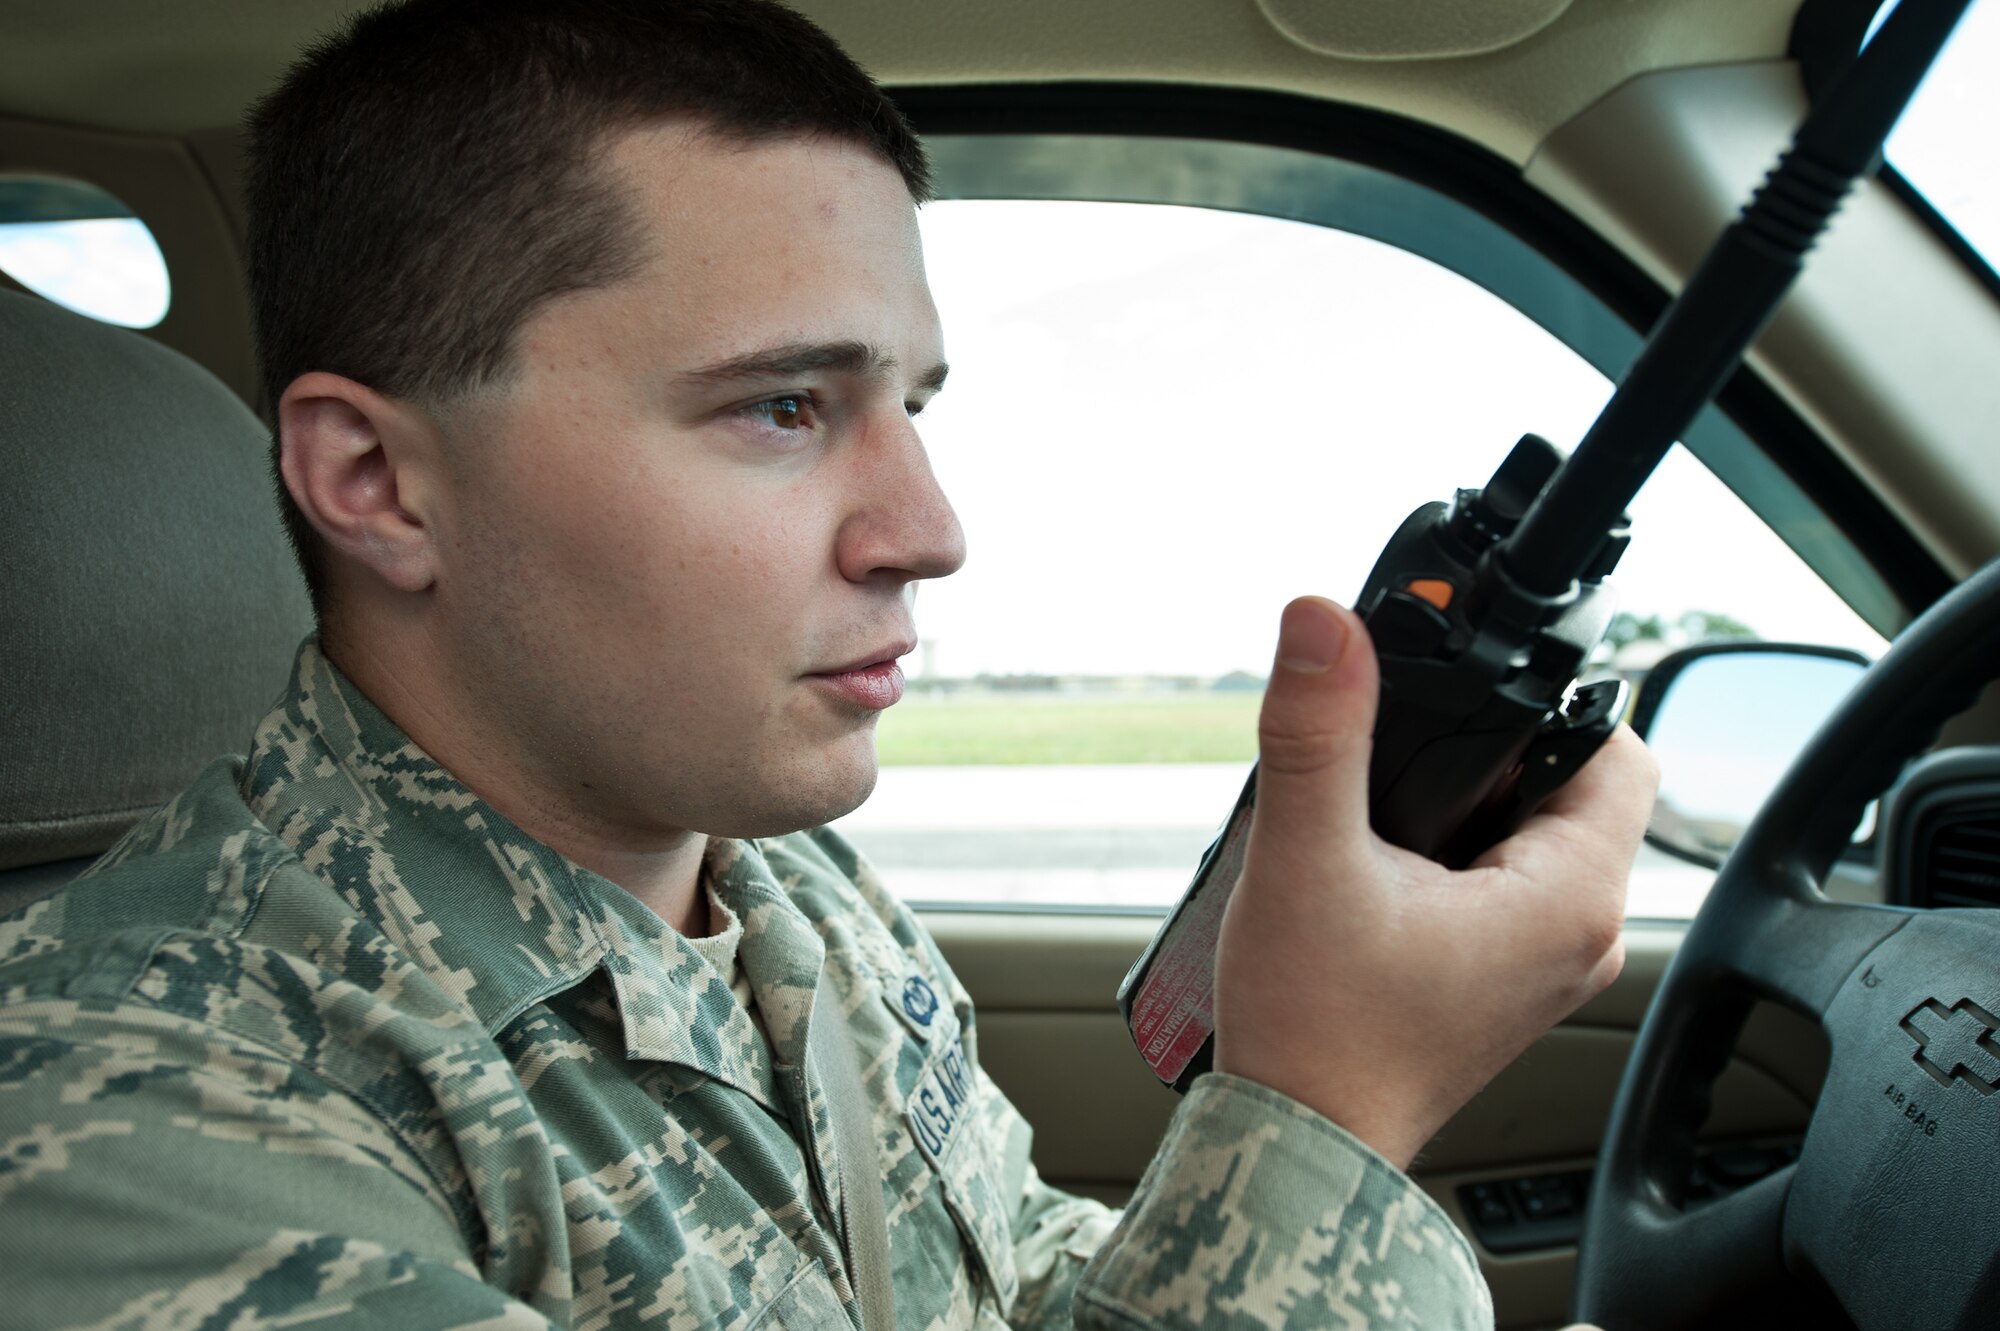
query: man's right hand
[{"left": 1212, "top": 595, "right": 1658, "bottom": 1169}]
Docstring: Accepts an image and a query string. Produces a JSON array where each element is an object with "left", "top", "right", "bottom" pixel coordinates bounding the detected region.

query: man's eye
[{"left": 747, "top": 395, "right": 813, "bottom": 430}]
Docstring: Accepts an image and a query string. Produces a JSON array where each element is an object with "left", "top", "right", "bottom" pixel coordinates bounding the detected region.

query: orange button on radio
[{"left": 1404, "top": 577, "right": 1455, "bottom": 611}]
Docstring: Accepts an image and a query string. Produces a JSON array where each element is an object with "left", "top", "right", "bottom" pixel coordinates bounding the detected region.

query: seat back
[{"left": 0, "top": 287, "right": 312, "bottom": 912}]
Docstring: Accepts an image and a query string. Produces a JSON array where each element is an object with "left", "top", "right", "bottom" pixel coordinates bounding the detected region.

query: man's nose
[{"left": 835, "top": 413, "right": 966, "bottom": 586}]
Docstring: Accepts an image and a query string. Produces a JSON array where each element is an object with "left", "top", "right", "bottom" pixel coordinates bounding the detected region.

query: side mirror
[{"left": 1628, "top": 642, "right": 1870, "bottom": 868}]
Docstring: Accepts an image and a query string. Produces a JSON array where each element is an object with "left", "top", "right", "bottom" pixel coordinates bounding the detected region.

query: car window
[
  {"left": 832, "top": 136, "right": 1890, "bottom": 921},
  {"left": 0, "top": 177, "right": 170, "bottom": 328},
  {"left": 1872, "top": 0, "right": 1998, "bottom": 275}
]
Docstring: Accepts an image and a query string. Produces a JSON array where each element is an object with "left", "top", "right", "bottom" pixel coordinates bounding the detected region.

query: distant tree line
[{"left": 1605, "top": 609, "right": 1757, "bottom": 649}]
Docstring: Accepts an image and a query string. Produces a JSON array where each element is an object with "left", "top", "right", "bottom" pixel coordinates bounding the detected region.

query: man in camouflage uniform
[{"left": 0, "top": 1, "right": 1653, "bottom": 1327}]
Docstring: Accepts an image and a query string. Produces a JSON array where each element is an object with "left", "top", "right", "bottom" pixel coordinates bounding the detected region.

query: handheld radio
[{"left": 1119, "top": 0, "right": 1974, "bottom": 1092}]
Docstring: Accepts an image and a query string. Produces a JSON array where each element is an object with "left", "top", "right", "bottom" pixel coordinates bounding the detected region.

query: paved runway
[{"left": 832, "top": 763, "right": 1714, "bottom": 917}]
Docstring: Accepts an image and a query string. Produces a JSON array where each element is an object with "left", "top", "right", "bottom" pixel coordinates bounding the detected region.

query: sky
[{"left": 906, "top": 199, "right": 1890, "bottom": 680}]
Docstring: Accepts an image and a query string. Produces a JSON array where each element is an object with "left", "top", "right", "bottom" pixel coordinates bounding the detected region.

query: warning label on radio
[{"left": 1125, "top": 793, "right": 1255, "bottom": 1085}]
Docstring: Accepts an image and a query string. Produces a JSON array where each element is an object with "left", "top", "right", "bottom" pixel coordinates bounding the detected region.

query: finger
[
  {"left": 1474, "top": 724, "right": 1657, "bottom": 893},
  {"left": 1535, "top": 724, "right": 1658, "bottom": 870},
  {"left": 1250, "top": 597, "right": 1380, "bottom": 849},
  {"left": 1533, "top": 723, "right": 1659, "bottom": 826}
]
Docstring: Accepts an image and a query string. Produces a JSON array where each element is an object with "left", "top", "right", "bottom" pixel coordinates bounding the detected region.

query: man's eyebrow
[{"left": 677, "top": 340, "right": 927, "bottom": 389}]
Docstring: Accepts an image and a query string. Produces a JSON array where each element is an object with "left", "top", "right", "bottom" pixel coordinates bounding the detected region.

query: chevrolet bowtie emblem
[{"left": 1901, "top": 998, "right": 2000, "bottom": 1095}]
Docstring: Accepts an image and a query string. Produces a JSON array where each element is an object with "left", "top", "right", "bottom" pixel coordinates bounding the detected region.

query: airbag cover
[{"left": 1786, "top": 910, "right": 2000, "bottom": 1331}]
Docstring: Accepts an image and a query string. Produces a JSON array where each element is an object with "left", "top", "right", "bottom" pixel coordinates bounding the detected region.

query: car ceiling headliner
[{"left": 2, "top": 0, "right": 1800, "bottom": 163}]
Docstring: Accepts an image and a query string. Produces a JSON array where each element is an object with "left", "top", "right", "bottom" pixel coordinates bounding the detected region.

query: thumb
[{"left": 1251, "top": 597, "right": 1380, "bottom": 845}]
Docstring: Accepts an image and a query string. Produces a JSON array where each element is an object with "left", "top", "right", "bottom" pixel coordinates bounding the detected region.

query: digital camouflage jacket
[{"left": 0, "top": 643, "right": 1490, "bottom": 1330}]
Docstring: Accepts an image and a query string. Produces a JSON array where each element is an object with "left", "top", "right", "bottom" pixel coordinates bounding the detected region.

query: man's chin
[{"left": 698, "top": 743, "right": 880, "bottom": 840}]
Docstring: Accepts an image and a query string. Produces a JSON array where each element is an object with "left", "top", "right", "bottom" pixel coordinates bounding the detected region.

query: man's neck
[{"left": 325, "top": 631, "right": 713, "bottom": 938}]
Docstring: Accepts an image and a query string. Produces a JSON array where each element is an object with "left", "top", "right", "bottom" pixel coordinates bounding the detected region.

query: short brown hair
[{"left": 246, "top": 0, "right": 931, "bottom": 613}]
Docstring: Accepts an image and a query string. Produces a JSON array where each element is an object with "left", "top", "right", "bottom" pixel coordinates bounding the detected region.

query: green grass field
[{"left": 876, "top": 691, "right": 1264, "bottom": 766}]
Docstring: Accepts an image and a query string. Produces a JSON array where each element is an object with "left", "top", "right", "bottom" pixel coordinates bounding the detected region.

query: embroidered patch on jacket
[
  {"left": 901, "top": 975, "right": 939, "bottom": 1026},
  {"left": 905, "top": 1038, "right": 977, "bottom": 1166}
]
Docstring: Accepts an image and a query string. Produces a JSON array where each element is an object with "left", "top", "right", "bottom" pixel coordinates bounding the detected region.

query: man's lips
[
  {"left": 812, "top": 640, "right": 917, "bottom": 677},
  {"left": 806, "top": 641, "right": 914, "bottom": 711}
]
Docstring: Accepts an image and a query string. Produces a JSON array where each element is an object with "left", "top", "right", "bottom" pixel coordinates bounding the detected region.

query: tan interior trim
[
  {"left": 0, "top": 0, "right": 1798, "bottom": 167},
  {"left": 923, "top": 912, "right": 1825, "bottom": 1158}
]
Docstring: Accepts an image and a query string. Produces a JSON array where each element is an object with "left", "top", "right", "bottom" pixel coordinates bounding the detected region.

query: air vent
[
  {"left": 1883, "top": 750, "right": 2000, "bottom": 912},
  {"left": 1916, "top": 801, "right": 2000, "bottom": 909}
]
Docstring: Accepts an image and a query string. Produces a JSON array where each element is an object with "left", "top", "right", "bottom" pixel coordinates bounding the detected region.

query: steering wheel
[{"left": 1573, "top": 554, "right": 2000, "bottom": 1331}]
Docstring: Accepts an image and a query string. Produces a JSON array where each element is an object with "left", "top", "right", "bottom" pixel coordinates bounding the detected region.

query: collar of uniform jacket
[{"left": 243, "top": 639, "right": 829, "bottom": 1111}]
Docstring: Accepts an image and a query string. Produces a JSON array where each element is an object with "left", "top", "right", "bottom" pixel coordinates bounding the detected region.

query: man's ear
[{"left": 277, "top": 372, "right": 441, "bottom": 594}]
